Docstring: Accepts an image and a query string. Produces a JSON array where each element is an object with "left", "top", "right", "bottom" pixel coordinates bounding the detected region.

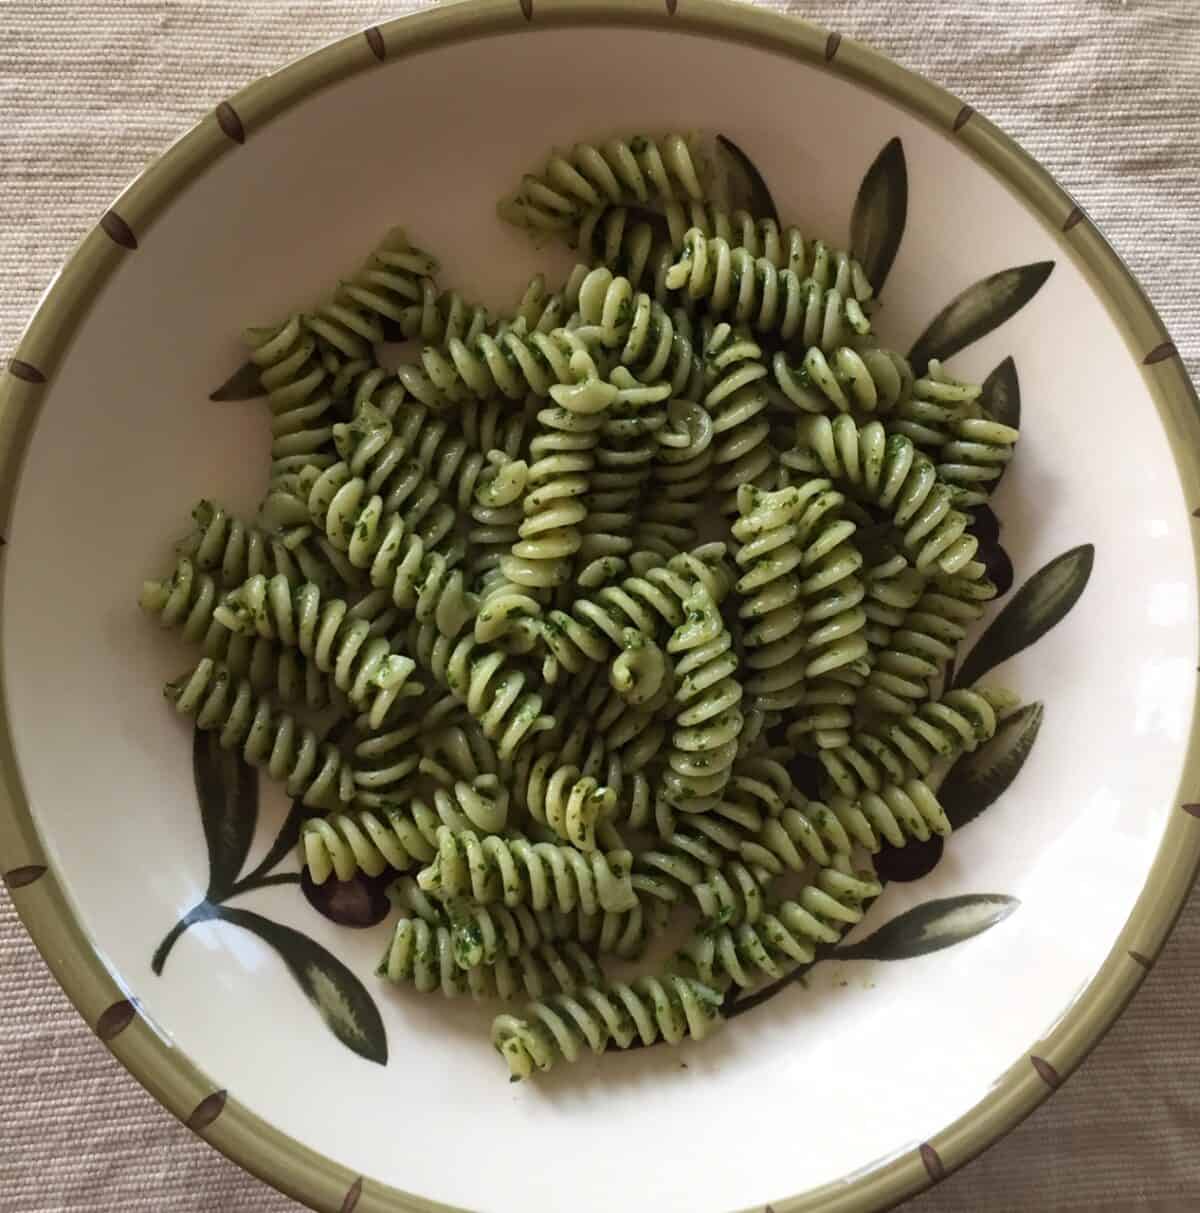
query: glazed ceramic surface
[{"left": 2, "top": 4, "right": 1198, "bottom": 1213}]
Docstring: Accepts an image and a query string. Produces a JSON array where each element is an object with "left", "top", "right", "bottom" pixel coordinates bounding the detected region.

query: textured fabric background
[{"left": 1, "top": 2, "right": 1198, "bottom": 1210}]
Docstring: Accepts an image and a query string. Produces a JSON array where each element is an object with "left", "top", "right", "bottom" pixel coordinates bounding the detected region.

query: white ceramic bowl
[{"left": 3, "top": 3, "right": 1199, "bottom": 1212}]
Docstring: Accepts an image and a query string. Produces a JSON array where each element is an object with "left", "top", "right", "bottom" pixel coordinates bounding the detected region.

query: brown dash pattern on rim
[
  {"left": 919, "top": 1142, "right": 946, "bottom": 1183},
  {"left": 365, "top": 27, "right": 386, "bottom": 61},
  {"left": 1030, "top": 1055, "right": 1062, "bottom": 1090},
  {"left": 96, "top": 999, "right": 139, "bottom": 1042},
  {"left": 340, "top": 1177, "right": 365, "bottom": 1213},
  {"left": 1144, "top": 341, "right": 1179, "bottom": 365},
  {"left": 2, "top": 864, "right": 47, "bottom": 890},
  {"left": 1062, "top": 205, "right": 1085, "bottom": 232},
  {"left": 215, "top": 101, "right": 246, "bottom": 144},
  {"left": 8, "top": 358, "right": 46, "bottom": 384},
  {"left": 186, "top": 1089, "right": 228, "bottom": 1133},
  {"left": 99, "top": 211, "right": 138, "bottom": 251}
]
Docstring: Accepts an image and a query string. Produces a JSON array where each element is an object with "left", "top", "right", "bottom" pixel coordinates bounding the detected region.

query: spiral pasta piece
[
  {"left": 395, "top": 318, "right": 612, "bottom": 410},
  {"left": 499, "top": 379, "right": 613, "bottom": 589},
  {"left": 936, "top": 417, "right": 1020, "bottom": 507},
  {"left": 856, "top": 538, "right": 926, "bottom": 644},
  {"left": 492, "top": 972, "right": 723, "bottom": 1080},
  {"left": 542, "top": 659, "right": 674, "bottom": 776},
  {"left": 166, "top": 658, "right": 354, "bottom": 809},
  {"left": 471, "top": 569, "right": 543, "bottom": 649},
  {"left": 663, "top": 586, "right": 744, "bottom": 810},
  {"left": 500, "top": 133, "right": 706, "bottom": 230},
  {"left": 420, "top": 890, "right": 571, "bottom": 969},
  {"left": 295, "top": 438, "right": 453, "bottom": 569},
  {"left": 888, "top": 359, "right": 984, "bottom": 451},
  {"left": 347, "top": 718, "right": 425, "bottom": 808},
  {"left": 733, "top": 481, "right": 870, "bottom": 711},
  {"left": 282, "top": 410, "right": 505, "bottom": 642},
  {"left": 416, "top": 827, "right": 637, "bottom": 915},
  {"left": 665, "top": 229, "right": 872, "bottom": 351},
  {"left": 635, "top": 829, "right": 773, "bottom": 924},
  {"left": 295, "top": 464, "right": 482, "bottom": 645},
  {"left": 380, "top": 913, "right": 603, "bottom": 1001},
  {"left": 790, "top": 414, "right": 982, "bottom": 577},
  {"left": 508, "top": 271, "right": 582, "bottom": 335},
  {"left": 576, "top": 205, "right": 674, "bottom": 296},
  {"left": 702, "top": 324, "right": 776, "bottom": 514},
  {"left": 417, "top": 720, "right": 501, "bottom": 786},
  {"left": 141, "top": 558, "right": 343, "bottom": 712},
  {"left": 784, "top": 673, "right": 858, "bottom": 750},
  {"left": 180, "top": 500, "right": 344, "bottom": 593},
  {"left": 576, "top": 202, "right": 876, "bottom": 300},
  {"left": 397, "top": 278, "right": 492, "bottom": 348},
  {"left": 513, "top": 753, "right": 617, "bottom": 852},
  {"left": 409, "top": 621, "right": 554, "bottom": 758},
  {"left": 679, "top": 858, "right": 882, "bottom": 988},
  {"left": 538, "top": 543, "right": 735, "bottom": 677},
  {"left": 338, "top": 399, "right": 529, "bottom": 519},
  {"left": 578, "top": 395, "right": 668, "bottom": 569},
  {"left": 634, "top": 399, "right": 715, "bottom": 557},
  {"left": 609, "top": 631, "right": 669, "bottom": 705},
  {"left": 573, "top": 267, "right": 704, "bottom": 398},
  {"left": 737, "top": 795, "right": 854, "bottom": 874},
  {"left": 818, "top": 686, "right": 1021, "bottom": 798},
  {"left": 657, "top": 203, "right": 875, "bottom": 302},
  {"left": 303, "top": 226, "right": 436, "bottom": 358},
  {"left": 469, "top": 497, "right": 526, "bottom": 580},
  {"left": 215, "top": 575, "right": 423, "bottom": 728},
  {"left": 652, "top": 755, "right": 854, "bottom": 875},
  {"left": 431, "top": 824, "right": 663, "bottom": 960},
  {"left": 828, "top": 778, "right": 952, "bottom": 852},
  {"left": 301, "top": 776, "right": 509, "bottom": 884},
  {"left": 337, "top": 399, "right": 464, "bottom": 512},
  {"left": 861, "top": 573, "right": 993, "bottom": 715},
  {"left": 398, "top": 872, "right": 652, "bottom": 965},
  {"left": 244, "top": 312, "right": 342, "bottom": 484},
  {"left": 506, "top": 681, "right": 668, "bottom": 843},
  {"left": 772, "top": 345, "right": 912, "bottom": 416}
]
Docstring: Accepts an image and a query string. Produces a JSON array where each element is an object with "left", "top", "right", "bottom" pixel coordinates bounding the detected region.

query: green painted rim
[{"left": 1, "top": 2, "right": 1197, "bottom": 1210}]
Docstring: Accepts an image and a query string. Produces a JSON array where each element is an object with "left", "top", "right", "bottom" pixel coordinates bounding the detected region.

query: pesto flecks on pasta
[{"left": 139, "top": 131, "right": 1026, "bottom": 1080}]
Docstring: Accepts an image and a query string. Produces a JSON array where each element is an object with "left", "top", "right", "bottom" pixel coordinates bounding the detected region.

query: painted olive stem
[{"left": 151, "top": 873, "right": 300, "bottom": 974}]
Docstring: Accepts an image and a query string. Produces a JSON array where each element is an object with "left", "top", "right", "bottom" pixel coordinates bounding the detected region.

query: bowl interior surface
[{"left": 2, "top": 15, "right": 1196, "bottom": 1213}]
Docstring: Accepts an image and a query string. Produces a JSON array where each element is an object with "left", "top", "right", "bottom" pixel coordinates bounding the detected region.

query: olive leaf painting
[
  {"left": 152, "top": 728, "right": 388, "bottom": 1066},
  {"left": 954, "top": 545, "right": 1095, "bottom": 689},
  {"left": 941, "top": 703, "right": 1045, "bottom": 831},
  {"left": 209, "top": 359, "right": 264, "bottom": 402},
  {"left": 850, "top": 136, "right": 907, "bottom": 293},
  {"left": 723, "top": 539, "right": 1092, "bottom": 1020},
  {"left": 726, "top": 895, "right": 1020, "bottom": 1021},
  {"left": 705, "top": 136, "right": 1086, "bottom": 1024},
  {"left": 827, "top": 549, "right": 1089, "bottom": 902},
  {"left": 716, "top": 134, "right": 781, "bottom": 227},
  {"left": 908, "top": 262, "right": 1054, "bottom": 375}
]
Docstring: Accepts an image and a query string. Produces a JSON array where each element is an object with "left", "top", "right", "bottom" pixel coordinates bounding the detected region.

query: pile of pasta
[{"left": 141, "top": 133, "right": 1021, "bottom": 1081}]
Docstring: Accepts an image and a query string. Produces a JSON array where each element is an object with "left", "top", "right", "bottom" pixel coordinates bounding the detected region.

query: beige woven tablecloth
[{"left": 2, "top": 2, "right": 1198, "bottom": 1210}]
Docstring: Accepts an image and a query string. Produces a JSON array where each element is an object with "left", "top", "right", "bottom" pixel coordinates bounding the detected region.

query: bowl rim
[{"left": 2, "top": 2, "right": 1198, "bottom": 1211}]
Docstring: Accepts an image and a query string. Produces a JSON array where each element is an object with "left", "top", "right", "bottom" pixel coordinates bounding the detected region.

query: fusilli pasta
[{"left": 140, "top": 133, "right": 1032, "bottom": 1083}]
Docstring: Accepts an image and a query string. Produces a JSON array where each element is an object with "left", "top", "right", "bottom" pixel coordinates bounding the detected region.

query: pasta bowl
[{"left": 2, "top": 2, "right": 1198, "bottom": 1212}]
